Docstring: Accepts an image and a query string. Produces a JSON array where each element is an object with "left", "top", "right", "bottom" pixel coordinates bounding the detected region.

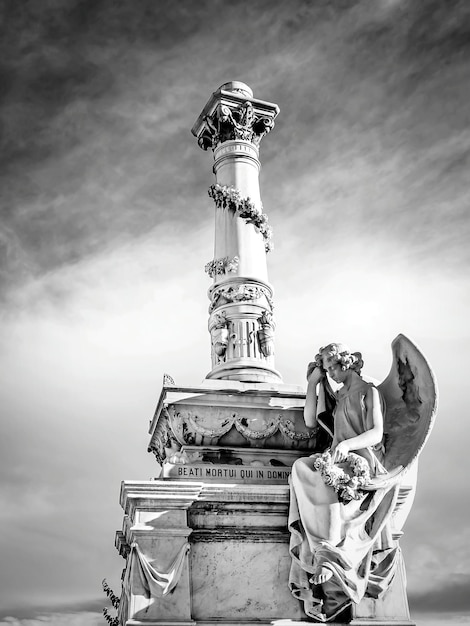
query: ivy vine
[{"left": 102, "top": 578, "right": 120, "bottom": 626}]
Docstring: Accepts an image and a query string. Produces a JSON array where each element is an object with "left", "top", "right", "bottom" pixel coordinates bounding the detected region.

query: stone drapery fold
[
  {"left": 130, "top": 541, "right": 190, "bottom": 598},
  {"left": 288, "top": 378, "right": 402, "bottom": 622}
]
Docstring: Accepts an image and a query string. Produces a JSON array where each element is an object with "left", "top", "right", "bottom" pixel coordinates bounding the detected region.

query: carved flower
[
  {"left": 313, "top": 451, "right": 371, "bottom": 504},
  {"left": 205, "top": 256, "right": 239, "bottom": 278}
]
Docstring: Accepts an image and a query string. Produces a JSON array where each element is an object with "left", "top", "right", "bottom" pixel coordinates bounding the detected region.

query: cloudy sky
[{"left": 0, "top": 1, "right": 469, "bottom": 625}]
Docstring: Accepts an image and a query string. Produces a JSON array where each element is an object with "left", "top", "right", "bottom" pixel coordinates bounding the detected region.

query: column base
[{"left": 206, "top": 360, "right": 282, "bottom": 383}]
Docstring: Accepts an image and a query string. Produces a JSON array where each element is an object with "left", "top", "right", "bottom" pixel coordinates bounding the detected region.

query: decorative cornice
[
  {"left": 121, "top": 480, "right": 290, "bottom": 507},
  {"left": 147, "top": 384, "right": 308, "bottom": 455},
  {"left": 208, "top": 184, "right": 273, "bottom": 252}
]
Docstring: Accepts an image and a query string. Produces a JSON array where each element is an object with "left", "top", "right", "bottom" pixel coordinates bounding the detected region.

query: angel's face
[{"left": 322, "top": 356, "right": 348, "bottom": 384}]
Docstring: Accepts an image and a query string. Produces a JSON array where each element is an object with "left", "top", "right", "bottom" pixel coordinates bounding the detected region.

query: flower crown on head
[{"left": 314, "top": 343, "right": 364, "bottom": 374}]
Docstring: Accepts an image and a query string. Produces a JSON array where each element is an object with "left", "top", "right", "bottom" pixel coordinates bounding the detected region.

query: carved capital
[
  {"left": 199, "top": 101, "right": 274, "bottom": 150},
  {"left": 192, "top": 83, "right": 279, "bottom": 152}
]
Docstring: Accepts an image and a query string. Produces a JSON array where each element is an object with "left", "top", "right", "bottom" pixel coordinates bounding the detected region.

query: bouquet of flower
[{"left": 313, "top": 450, "right": 371, "bottom": 504}]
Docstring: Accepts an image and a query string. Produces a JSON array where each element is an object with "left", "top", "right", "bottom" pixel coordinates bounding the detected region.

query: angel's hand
[
  {"left": 306, "top": 363, "right": 325, "bottom": 385},
  {"left": 332, "top": 441, "right": 350, "bottom": 463}
]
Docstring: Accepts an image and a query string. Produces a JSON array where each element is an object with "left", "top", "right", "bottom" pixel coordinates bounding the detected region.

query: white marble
[
  {"left": 191, "top": 539, "right": 302, "bottom": 621},
  {"left": 352, "top": 554, "right": 414, "bottom": 624},
  {"left": 117, "top": 479, "right": 418, "bottom": 625},
  {"left": 193, "top": 83, "right": 282, "bottom": 383}
]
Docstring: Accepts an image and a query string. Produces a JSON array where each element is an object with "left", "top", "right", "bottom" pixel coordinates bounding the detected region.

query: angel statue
[{"left": 288, "top": 336, "right": 437, "bottom": 623}]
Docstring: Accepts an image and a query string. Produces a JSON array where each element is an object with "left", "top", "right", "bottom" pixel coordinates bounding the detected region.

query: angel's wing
[{"left": 378, "top": 334, "right": 438, "bottom": 473}]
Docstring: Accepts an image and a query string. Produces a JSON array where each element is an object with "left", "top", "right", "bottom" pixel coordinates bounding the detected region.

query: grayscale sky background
[{"left": 1, "top": 1, "right": 469, "bottom": 625}]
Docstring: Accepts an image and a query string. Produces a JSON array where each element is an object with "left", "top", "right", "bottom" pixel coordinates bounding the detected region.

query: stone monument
[{"left": 114, "top": 82, "right": 437, "bottom": 625}]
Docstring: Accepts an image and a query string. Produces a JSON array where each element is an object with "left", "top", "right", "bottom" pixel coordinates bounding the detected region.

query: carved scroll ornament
[{"left": 199, "top": 101, "right": 275, "bottom": 151}]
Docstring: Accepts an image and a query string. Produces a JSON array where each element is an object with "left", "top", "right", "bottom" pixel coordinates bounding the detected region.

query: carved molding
[{"left": 209, "top": 282, "right": 274, "bottom": 313}]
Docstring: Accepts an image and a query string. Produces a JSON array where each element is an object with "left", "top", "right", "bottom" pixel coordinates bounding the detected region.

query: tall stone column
[{"left": 192, "top": 82, "right": 282, "bottom": 383}]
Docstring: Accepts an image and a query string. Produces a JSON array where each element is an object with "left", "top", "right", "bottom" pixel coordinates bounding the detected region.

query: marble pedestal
[{"left": 116, "top": 480, "right": 414, "bottom": 626}]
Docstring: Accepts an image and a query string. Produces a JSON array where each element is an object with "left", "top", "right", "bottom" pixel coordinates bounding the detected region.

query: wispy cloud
[{"left": 2, "top": 0, "right": 469, "bottom": 297}]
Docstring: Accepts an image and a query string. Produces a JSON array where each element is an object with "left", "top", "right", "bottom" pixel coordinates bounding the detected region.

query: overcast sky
[{"left": 1, "top": 1, "right": 469, "bottom": 625}]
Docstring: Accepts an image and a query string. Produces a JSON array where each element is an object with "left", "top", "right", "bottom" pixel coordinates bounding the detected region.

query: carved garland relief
[
  {"left": 151, "top": 406, "right": 317, "bottom": 454},
  {"left": 209, "top": 283, "right": 274, "bottom": 313},
  {"left": 208, "top": 183, "right": 273, "bottom": 252}
]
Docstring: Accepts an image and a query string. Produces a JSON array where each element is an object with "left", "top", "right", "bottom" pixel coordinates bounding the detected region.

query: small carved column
[{"left": 192, "top": 82, "right": 282, "bottom": 383}]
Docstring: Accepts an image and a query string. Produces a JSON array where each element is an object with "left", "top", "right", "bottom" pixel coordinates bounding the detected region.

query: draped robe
[{"left": 288, "top": 377, "right": 400, "bottom": 622}]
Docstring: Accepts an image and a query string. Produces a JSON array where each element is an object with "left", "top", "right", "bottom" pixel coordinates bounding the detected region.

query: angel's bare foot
[{"left": 311, "top": 566, "right": 333, "bottom": 585}]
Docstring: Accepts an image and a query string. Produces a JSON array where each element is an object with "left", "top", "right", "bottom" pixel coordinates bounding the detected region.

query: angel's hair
[{"left": 315, "top": 343, "right": 364, "bottom": 375}]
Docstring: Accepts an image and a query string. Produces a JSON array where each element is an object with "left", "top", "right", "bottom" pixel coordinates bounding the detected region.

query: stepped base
[{"left": 116, "top": 481, "right": 414, "bottom": 626}]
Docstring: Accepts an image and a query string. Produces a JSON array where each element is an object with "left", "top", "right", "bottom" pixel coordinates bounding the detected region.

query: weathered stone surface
[
  {"left": 351, "top": 555, "right": 415, "bottom": 625},
  {"left": 162, "top": 445, "right": 308, "bottom": 483},
  {"left": 148, "top": 382, "right": 327, "bottom": 467},
  {"left": 117, "top": 481, "right": 303, "bottom": 624},
  {"left": 116, "top": 480, "right": 415, "bottom": 625},
  {"left": 164, "top": 461, "right": 291, "bottom": 483},
  {"left": 190, "top": 540, "right": 298, "bottom": 621}
]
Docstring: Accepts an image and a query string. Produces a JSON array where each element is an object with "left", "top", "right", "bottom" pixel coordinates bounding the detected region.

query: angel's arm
[
  {"left": 304, "top": 365, "right": 324, "bottom": 428},
  {"left": 333, "top": 386, "right": 384, "bottom": 460}
]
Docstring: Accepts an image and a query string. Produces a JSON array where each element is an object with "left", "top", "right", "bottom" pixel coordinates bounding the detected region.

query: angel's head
[{"left": 315, "top": 343, "right": 363, "bottom": 383}]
